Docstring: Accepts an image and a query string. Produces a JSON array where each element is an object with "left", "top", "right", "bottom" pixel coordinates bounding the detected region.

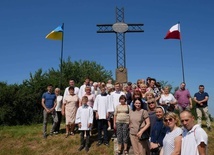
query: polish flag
[{"left": 164, "top": 23, "right": 181, "bottom": 39}]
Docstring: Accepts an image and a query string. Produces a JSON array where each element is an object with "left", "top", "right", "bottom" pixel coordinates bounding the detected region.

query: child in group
[
  {"left": 75, "top": 96, "right": 93, "bottom": 152},
  {"left": 93, "top": 86, "right": 113, "bottom": 146}
]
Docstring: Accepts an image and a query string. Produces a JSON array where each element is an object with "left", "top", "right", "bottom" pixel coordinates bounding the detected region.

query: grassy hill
[{"left": 0, "top": 122, "right": 213, "bottom": 155}]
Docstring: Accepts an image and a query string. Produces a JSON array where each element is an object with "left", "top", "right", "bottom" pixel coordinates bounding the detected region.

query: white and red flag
[{"left": 164, "top": 23, "right": 181, "bottom": 39}]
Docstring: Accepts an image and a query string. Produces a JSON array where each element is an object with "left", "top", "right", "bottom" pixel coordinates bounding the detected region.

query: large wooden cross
[{"left": 97, "top": 7, "right": 144, "bottom": 83}]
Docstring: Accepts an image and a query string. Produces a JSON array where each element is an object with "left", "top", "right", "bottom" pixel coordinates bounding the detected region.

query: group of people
[{"left": 41, "top": 77, "right": 210, "bottom": 154}]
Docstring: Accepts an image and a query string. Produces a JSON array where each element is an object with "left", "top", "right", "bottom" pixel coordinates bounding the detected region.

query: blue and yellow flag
[{"left": 46, "top": 25, "right": 63, "bottom": 40}]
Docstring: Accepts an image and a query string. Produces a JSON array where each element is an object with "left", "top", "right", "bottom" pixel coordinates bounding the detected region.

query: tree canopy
[{"left": 0, "top": 59, "right": 112, "bottom": 125}]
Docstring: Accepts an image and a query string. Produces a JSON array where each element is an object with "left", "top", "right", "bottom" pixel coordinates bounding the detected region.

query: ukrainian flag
[{"left": 46, "top": 25, "right": 63, "bottom": 40}]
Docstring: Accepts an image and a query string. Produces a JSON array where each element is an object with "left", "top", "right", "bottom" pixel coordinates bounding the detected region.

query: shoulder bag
[{"left": 138, "top": 110, "right": 150, "bottom": 140}]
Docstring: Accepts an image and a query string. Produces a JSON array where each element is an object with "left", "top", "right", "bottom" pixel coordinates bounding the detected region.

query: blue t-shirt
[
  {"left": 194, "top": 91, "right": 209, "bottom": 108},
  {"left": 42, "top": 92, "right": 56, "bottom": 109}
]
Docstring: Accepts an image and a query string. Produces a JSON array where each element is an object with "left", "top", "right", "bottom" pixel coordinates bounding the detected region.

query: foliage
[
  {"left": 0, "top": 59, "right": 112, "bottom": 125},
  {"left": 62, "top": 57, "right": 112, "bottom": 87}
]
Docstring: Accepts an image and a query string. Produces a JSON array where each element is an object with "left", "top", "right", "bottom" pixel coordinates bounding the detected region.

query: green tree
[{"left": 0, "top": 59, "right": 113, "bottom": 125}]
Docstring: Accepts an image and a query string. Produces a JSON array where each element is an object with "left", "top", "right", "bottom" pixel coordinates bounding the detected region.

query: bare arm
[
  {"left": 189, "top": 97, "right": 193, "bottom": 109},
  {"left": 194, "top": 96, "right": 209, "bottom": 106},
  {"left": 198, "top": 142, "right": 207, "bottom": 155},
  {"left": 160, "top": 147, "right": 163, "bottom": 155},
  {"left": 200, "top": 96, "right": 209, "bottom": 103},
  {"left": 114, "top": 114, "right": 117, "bottom": 129},
  {"left": 61, "top": 103, "right": 65, "bottom": 116},
  {"left": 41, "top": 98, "right": 50, "bottom": 113},
  {"left": 171, "top": 135, "right": 182, "bottom": 155}
]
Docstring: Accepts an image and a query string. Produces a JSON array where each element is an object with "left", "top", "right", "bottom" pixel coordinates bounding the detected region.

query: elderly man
[
  {"left": 180, "top": 110, "right": 208, "bottom": 155},
  {"left": 63, "top": 79, "right": 79, "bottom": 99}
]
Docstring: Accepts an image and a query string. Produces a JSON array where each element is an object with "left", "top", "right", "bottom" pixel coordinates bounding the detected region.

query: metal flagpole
[
  {"left": 178, "top": 22, "right": 185, "bottom": 83},
  {"left": 60, "top": 23, "right": 64, "bottom": 89}
]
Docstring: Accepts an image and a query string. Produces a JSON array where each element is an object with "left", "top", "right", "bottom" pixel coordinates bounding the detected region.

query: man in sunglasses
[{"left": 180, "top": 110, "right": 208, "bottom": 155}]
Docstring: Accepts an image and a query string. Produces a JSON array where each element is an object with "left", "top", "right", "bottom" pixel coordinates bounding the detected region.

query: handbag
[
  {"left": 167, "top": 104, "right": 175, "bottom": 112},
  {"left": 138, "top": 110, "right": 150, "bottom": 140}
]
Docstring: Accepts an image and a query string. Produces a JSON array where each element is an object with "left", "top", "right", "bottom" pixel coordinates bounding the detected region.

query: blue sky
[{"left": 1, "top": 1, "right": 214, "bottom": 115}]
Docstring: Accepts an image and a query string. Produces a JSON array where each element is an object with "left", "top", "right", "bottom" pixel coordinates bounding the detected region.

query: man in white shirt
[
  {"left": 180, "top": 110, "right": 208, "bottom": 155},
  {"left": 110, "top": 82, "right": 125, "bottom": 138},
  {"left": 110, "top": 82, "right": 125, "bottom": 111},
  {"left": 63, "top": 79, "right": 79, "bottom": 100},
  {"left": 78, "top": 78, "right": 94, "bottom": 100}
]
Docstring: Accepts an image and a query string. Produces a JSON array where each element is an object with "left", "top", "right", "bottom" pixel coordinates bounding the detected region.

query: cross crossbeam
[{"left": 97, "top": 7, "right": 144, "bottom": 83}]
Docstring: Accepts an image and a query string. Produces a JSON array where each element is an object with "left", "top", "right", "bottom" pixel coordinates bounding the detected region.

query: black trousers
[
  {"left": 80, "top": 130, "right": 90, "bottom": 147},
  {"left": 97, "top": 119, "right": 108, "bottom": 143},
  {"left": 55, "top": 111, "right": 62, "bottom": 132}
]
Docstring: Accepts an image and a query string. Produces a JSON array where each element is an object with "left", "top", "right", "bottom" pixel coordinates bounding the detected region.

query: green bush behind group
[
  {"left": 0, "top": 58, "right": 203, "bottom": 126},
  {"left": 0, "top": 58, "right": 112, "bottom": 126}
]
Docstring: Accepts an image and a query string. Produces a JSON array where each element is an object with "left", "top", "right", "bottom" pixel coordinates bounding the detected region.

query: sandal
[
  {"left": 124, "top": 150, "right": 128, "bottom": 155},
  {"left": 70, "top": 132, "right": 74, "bottom": 136},
  {"left": 116, "top": 150, "right": 121, "bottom": 155}
]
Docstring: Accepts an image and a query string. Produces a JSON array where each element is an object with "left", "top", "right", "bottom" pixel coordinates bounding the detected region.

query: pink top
[
  {"left": 174, "top": 89, "right": 191, "bottom": 107},
  {"left": 84, "top": 93, "right": 95, "bottom": 108}
]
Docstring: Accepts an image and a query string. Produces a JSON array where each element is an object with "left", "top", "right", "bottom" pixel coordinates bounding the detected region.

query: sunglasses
[
  {"left": 181, "top": 119, "right": 189, "bottom": 123},
  {"left": 148, "top": 102, "right": 155, "bottom": 105},
  {"left": 164, "top": 118, "right": 173, "bottom": 122}
]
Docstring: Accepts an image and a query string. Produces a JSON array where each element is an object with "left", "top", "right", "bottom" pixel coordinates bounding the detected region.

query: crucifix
[{"left": 97, "top": 7, "right": 144, "bottom": 83}]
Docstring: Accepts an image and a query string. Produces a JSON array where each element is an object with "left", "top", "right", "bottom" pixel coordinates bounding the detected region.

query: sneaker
[
  {"left": 53, "top": 131, "right": 58, "bottom": 134},
  {"left": 78, "top": 145, "right": 85, "bottom": 151},
  {"left": 103, "top": 142, "right": 109, "bottom": 146},
  {"left": 112, "top": 133, "right": 117, "bottom": 139},
  {"left": 107, "top": 127, "right": 111, "bottom": 131},
  {"left": 85, "top": 147, "right": 89, "bottom": 152},
  {"left": 70, "top": 132, "right": 75, "bottom": 136},
  {"left": 96, "top": 141, "right": 102, "bottom": 146}
]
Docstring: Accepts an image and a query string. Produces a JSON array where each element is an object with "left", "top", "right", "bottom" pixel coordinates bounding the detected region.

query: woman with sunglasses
[
  {"left": 150, "top": 106, "right": 168, "bottom": 155},
  {"left": 130, "top": 97, "right": 150, "bottom": 155},
  {"left": 160, "top": 112, "right": 182, "bottom": 155},
  {"left": 147, "top": 98, "right": 158, "bottom": 135}
]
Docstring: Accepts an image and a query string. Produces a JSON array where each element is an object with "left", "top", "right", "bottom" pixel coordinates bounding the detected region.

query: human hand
[
  {"left": 136, "top": 131, "right": 143, "bottom": 138},
  {"left": 88, "top": 123, "right": 92, "bottom": 128},
  {"left": 150, "top": 142, "right": 159, "bottom": 149},
  {"left": 78, "top": 123, "right": 82, "bottom": 128},
  {"left": 46, "top": 109, "right": 51, "bottom": 113},
  {"left": 114, "top": 124, "right": 116, "bottom": 130},
  {"left": 96, "top": 113, "right": 99, "bottom": 119}
]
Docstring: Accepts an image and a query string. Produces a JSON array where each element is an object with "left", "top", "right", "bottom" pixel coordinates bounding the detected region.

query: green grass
[
  {"left": 0, "top": 122, "right": 213, "bottom": 155},
  {"left": 0, "top": 124, "right": 114, "bottom": 155}
]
